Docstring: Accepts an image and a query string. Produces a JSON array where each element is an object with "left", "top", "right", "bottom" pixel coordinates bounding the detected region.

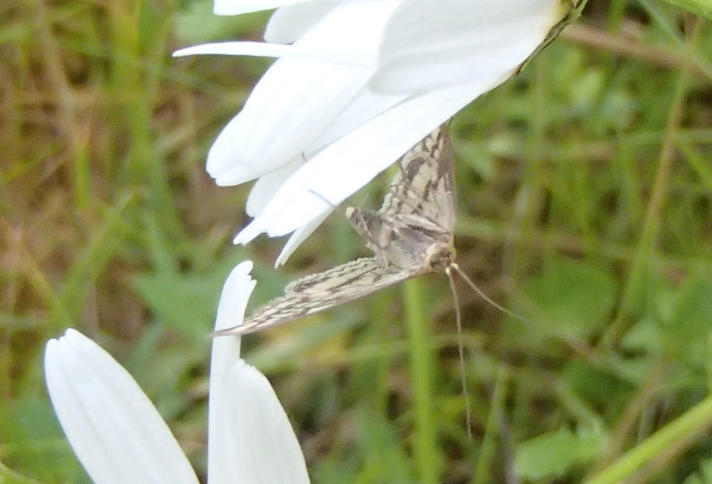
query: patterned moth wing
[
  {"left": 346, "top": 123, "right": 456, "bottom": 272},
  {"left": 379, "top": 123, "right": 456, "bottom": 232},
  {"left": 213, "top": 258, "right": 414, "bottom": 336},
  {"left": 216, "top": 123, "right": 456, "bottom": 336}
]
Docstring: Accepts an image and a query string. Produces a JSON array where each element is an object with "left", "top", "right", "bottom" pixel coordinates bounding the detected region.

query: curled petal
[{"left": 45, "top": 330, "right": 199, "bottom": 484}]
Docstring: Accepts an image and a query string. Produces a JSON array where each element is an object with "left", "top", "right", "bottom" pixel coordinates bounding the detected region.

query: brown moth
[{"left": 216, "top": 123, "right": 503, "bottom": 337}]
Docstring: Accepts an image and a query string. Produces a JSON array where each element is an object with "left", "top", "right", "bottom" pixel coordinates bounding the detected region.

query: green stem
[
  {"left": 403, "top": 278, "right": 441, "bottom": 483},
  {"left": 475, "top": 365, "right": 510, "bottom": 484},
  {"left": 601, "top": 44, "right": 692, "bottom": 347}
]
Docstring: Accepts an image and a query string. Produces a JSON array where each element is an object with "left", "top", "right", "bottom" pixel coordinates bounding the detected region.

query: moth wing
[
  {"left": 380, "top": 124, "right": 456, "bottom": 234},
  {"left": 214, "top": 258, "right": 417, "bottom": 336}
]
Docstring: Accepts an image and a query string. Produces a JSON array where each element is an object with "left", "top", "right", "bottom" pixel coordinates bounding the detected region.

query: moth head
[{"left": 425, "top": 242, "right": 456, "bottom": 271}]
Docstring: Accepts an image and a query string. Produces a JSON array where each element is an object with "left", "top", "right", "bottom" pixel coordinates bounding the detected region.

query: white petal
[
  {"left": 207, "top": 59, "right": 370, "bottom": 186},
  {"left": 208, "top": 261, "right": 255, "bottom": 420},
  {"left": 208, "top": 262, "right": 253, "bottom": 476},
  {"left": 173, "top": 41, "right": 371, "bottom": 65},
  {"left": 45, "top": 330, "right": 199, "bottom": 484},
  {"left": 250, "top": 87, "right": 407, "bottom": 261},
  {"left": 372, "top": 0, "right": 561, "bottom": 92},
  {"left": 275, "top": 208, "right": 332, "bottom": 266},
  {"left": 206, "top": 1, "right": 398, "bottom": 186},
  {"left": 234, "top": 88, "right": 406, "bottom": 250},
  {"left": 214, "top": 0, "right": 310, "bottom": 16},
  {"left": 245, "top": 158, "right": 303, "bottom": 217},
  {"left": 265, "top": 1, "right": 340, "bottom": 43},
  {"left": 232, "top": 85, "right": 406, "bottom": 196},
  {"left": 207, "top": 262, "right": 308, "bottom": 484},
  {"left": 307, "top": 87, "right": 408, "bottom": 152},
  {"left": 238, "top": 78, "right": 501, "bottom": 238},
  {"left": 236, "top": 88, "right": 404, "bottom": 248},
  {"left": 173, "top": 41, "right": 297, "bottom": 58},
  {"left": 208, "top": 361, "right": 309, "bottom": 484}
]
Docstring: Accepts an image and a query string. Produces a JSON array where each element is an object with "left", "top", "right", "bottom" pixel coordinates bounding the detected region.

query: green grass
[{"left": 2, "top": 0, "right": 712, "bottom": 482}]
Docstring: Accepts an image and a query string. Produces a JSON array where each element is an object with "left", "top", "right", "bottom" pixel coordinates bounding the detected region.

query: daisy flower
[
  {"left": 44, "top": 261, "right": 309, "bottom": 483},
  {"left": 175, "top": 0, "right": 584, "bottom": 264}
]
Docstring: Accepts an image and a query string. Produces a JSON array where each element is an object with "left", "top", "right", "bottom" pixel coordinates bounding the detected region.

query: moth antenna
[
  {"left": 448, "top": 263, "right": 534, "bottom": 326},
  {"left": 445, "top": 265, "right": 473, "bottom": 441}
]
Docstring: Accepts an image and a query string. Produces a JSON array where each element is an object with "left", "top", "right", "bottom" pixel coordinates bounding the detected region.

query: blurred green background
[{"left": 2, "top": 0, "right": 712, "bottom": 482}]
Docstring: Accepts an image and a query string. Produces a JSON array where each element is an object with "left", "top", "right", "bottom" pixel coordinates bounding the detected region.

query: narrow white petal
[
  {"left": 372, "top": 0, "right": 561, "bottom": 92},
  {"left": 45, "top": 330, "right": 199, "bottom": 484},
  {"left": 173, "top": 41, "right": 297, "bottom": 58},
  {"left": 173, "top": 41, "right": 371, "bottom": 66},
  {"left": 214, "top": 0, "right": 310, "bottom": 16},
  {"left": 275, "top": 208, "right": 332, "bottom": 266},
  {"left": 208, "top": 262, "right": 308, "bottom": 484},
  {"left": 206, "top": 1, "right": 398, "bottom": 187},
  {"left": 240, "top": 78, "right": 501, "bottom": 238}
]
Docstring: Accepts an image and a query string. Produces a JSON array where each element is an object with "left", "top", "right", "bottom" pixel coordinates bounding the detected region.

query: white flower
[
  {"left": 175, "top": 0, "right": 569, "bottom": 265},
  {"left": 44, "top": 261, "right": 309, "bottom": 484}
]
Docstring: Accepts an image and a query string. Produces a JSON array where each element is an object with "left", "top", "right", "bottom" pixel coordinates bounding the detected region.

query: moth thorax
[{"left": 426, "top": 243, "right": 456, "bottom": 271}]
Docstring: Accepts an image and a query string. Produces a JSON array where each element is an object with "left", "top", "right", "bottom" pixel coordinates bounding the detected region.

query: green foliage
[
  {"left": 515, "top": 258, "right": 618, "bottom": 340},
  {"left": 175, "top": 2, "right": 270, "bottom": 44},
  {"left": 2, "top": 0, "right": 712, "bottom": 483},
  {"left": 684, "top": 458, "right": 712, "bottom": 484},
  {"left": 516, "top": 427, "right": 607, "bottom": 479},
  {"left": 134, "top": 265, "right": 231, "bottom": 338},
  {"left": 660, "top": 0, "right": 712, "bottom": 20}
]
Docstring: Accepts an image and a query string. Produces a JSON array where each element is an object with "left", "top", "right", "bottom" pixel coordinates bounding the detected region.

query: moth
[{"left": 216, "top": 123, "right": 507, "bottom": 337}]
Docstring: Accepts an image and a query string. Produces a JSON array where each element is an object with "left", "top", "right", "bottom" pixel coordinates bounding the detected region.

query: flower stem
[{"left": 403, "top": 278, "right": 441, "bottom": 483}]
